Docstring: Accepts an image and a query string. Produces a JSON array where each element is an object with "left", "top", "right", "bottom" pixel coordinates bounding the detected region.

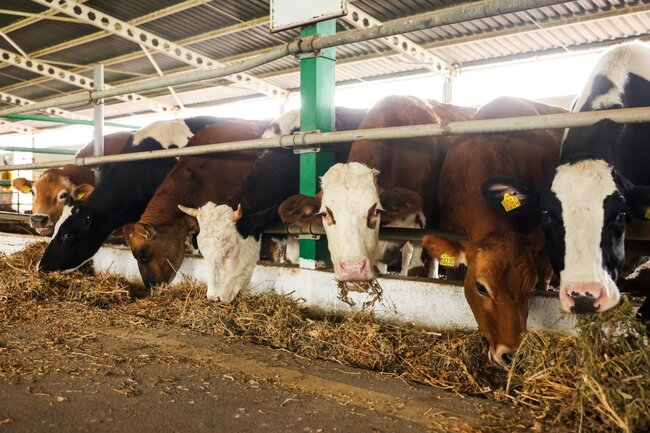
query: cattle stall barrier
[{"left": 0, "top": 0, "right": 648, "bottom": 332}]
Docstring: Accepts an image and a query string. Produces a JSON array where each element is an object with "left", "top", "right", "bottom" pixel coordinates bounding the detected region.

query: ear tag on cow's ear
[
  {"left": 644, "top": 206, "right": 650, "bottom": 220},
  {"left": 501, "top": 192, "right": 521, "bottom": 212},
  {"left": 20, "top": 186, "right": 31, "bottom": 193},
  {"left": 75, "top": 192, "right": 87, "bottom": 200},
  {"left": 439, "top": 253, "right": 456, "bottom": 267}
]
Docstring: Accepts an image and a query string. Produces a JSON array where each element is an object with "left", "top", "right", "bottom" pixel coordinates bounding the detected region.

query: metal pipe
[
  {"left": 93, "top": 64, "right": 104, "bottom": 185},
  {"left": 264, "top": 223, "right": 467, "bottom": 242},
  {"left": 1, "top": 106, "right": 650, "bottom": 172},
  {"left": 0, "top": 211, "right": 30, "bottom": 222},
  {"left": 0, "top": 146, "right": 76, "bottom": 155},
  {"left": 0, "top": 0, "right": 568, "bottom": 117},
  {"left": 1, "top": 113, "right": 137, "bottom": 129}
]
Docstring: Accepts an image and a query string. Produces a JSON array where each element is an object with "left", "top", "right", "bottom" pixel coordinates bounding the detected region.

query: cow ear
[
  {"left": 278, "top": 194, "right": 322, "bottom": 225},
  {"left": 72, "top": 183, "right": 94, "bottom": 202},
  {"left": 626, "top": 184, "right": 650, "bottom": 221},
  {"left": 379, "top": 187, "right": 422, "bottom": 225},
  {"left": 481, "top": 177, "right": 539, "bottom": 216},
  {"left": 12, "top": 177, "right": 33, "bottom": 194},
  {"left": 422, "top": 235, "right": 466, "bottom": 268},
  {"left": 137, "top": 223, "right": 157, "bottom": 240}
]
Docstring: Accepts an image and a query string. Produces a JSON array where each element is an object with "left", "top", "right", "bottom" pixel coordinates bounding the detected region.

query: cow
[
  {"left": 37, "top": 116, "right": 234, "bottom": 273},
  {"left": 421, "top": 97, "right": 566, "bottom": 368},
  {"left": 278, "top": 95, "right": 476, "bottom": 284},
  {"left": 11, "top": 131, "right": 131, "bottom": 235},
  {"left": 123, "top": 120, "right": 268, "bottom": 287},
  {"left": 481, "top": 42, "right": 650, "bottom": 320},
  {"left": 177, "top": 107, "right": 368, "bottom": 303}
]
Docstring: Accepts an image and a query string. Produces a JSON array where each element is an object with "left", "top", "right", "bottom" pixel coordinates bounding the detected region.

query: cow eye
[
  {"left": 616, "top": 211, "right": 627, "bottom": 222},
  {"left": 58, "top": 192, "right": 68, "bottom": 201},
  {"left": 320, "top": 207, "right": 335, "bottom": 226},
  {"left": 367, "top": 203, "right": 381, "bottom": 229},
  {"left": 541, "top": 210, "right": 560, "bottom": 226},
  {"left": 475, "top": 282, "right": 490, "bottom": 297}
]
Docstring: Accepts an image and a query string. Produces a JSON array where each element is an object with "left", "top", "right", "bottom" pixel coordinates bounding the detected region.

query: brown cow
[
  {"left": 123, "top": 120, "right": 269, "bottom": 287},
  {"left": 421, "top": 96, "right": 566, "bottom": 368},
  {"left": 279, "top": 95, "right": 476, "bottom": 282},
  {"left": 12, "top": 131, "right": 131, "bottom": 235}
]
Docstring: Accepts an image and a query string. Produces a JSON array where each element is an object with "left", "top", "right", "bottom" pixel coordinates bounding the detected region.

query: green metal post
[{"left": 299, "top": 20, "right": 336, "bottom": 269}]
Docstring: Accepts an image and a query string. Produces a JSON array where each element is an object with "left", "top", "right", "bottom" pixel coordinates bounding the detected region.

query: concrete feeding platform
[{"left": 0, "top": 232, "right": 575, "bottom": 332}]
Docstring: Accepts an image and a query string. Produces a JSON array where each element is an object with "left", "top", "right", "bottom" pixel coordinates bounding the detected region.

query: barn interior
[{"left": 0, "top": 1, "right": 649, "bottom": 432}]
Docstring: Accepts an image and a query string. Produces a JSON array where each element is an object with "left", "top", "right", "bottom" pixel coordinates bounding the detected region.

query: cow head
[
  {"left": 123, "top": 221, "right": 194, "bottom": 287},
  {"left": 13, "top": 171, "right": 93, "bottom": 236},
  {"left": 482, "top": 158, "right": 650, "bottom": 314},
  {"left": 423, "top": 232, "right": 541, "bottom": 368},
  {"left": 38, "top": 204, "right": 110, "bottom": 273},
  {"left": 178, "top": 202, "right": 260, "bottom": 303},
  {"left": 279, "top": 163, "right": 422, "bottom": 283}
]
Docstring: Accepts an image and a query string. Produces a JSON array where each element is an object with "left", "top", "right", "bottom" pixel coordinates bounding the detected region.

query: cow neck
[{"left": 229, "top": 148, "right": 299, "bottom": 236}]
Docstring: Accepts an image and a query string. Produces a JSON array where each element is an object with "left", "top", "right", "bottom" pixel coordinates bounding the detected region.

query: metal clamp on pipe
[{"left": 290, "top": 130, "right": 321, "bottom": 154}]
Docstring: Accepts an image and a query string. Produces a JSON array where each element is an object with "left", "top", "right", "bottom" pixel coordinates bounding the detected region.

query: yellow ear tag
[
  {"left": 644, "top": 206, "right": 650, "bottom": 220},
  {"left": 501, "top": 192, "right": 521, "bottom": 212},
  {"left": 75, "top": 192, "right": 87, "bottom": 200},
  {"left": 20, "top": 186, "right": 31, "bottom": 193},
  {"left": 439, "top": 253, "right": 456, "bottom": 267}
]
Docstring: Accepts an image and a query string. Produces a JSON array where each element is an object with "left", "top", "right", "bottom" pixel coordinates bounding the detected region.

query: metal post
[
  {"left": 93, "top": 64, "right": 104, "bottom": 185},
  {"left": 298, "top": 20, "right": 336, "bottom": 270},
  {"left": 443, "top": 76, "right": 453, "bottom": 103}
]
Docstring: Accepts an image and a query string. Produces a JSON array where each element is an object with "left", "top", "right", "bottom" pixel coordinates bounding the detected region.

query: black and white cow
[
  {"left": 482, "top": 41, "right": 650, "bottom": 315},
  {"left": 38, "top": 116, "right": 234, "bottom": 273}
]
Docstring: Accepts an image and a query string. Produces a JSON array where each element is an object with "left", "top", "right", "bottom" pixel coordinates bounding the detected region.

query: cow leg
[{"left": 399, "top": 242, "right": 414, "bottom": 276}]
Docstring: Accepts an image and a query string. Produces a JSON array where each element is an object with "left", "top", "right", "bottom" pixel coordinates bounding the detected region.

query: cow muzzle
[
  {"left": 488, "top": 344, "right": 516, "bottom": 369},
  {"left": 335, "top": 257, "right": 373, "bottom": 282},
  {"left": 561, "top": 282, "right": 607, "bottom": 314},
  {"left": 30, "top": 214, "right": 52, "bottom": 234}
]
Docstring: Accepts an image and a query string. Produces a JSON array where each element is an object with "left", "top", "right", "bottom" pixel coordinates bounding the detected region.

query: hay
[
  {"left": 505, "top": 299, "right": 650, "bottom": 433},
  {"left": 1, "top": 243, "right": 649, "bottom": 432},
  {"left": 0, "top": 242, "right": 137, "bottom": 308}
]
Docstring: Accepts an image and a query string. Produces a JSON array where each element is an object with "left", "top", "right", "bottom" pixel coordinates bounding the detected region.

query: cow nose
[
  {"left": 30, "top": 214, "right": 49, "bottom": 228},
  {"left": 491, "top": 345, "right": 516, "bottom": 369},
  {"left": 563, "top": 283, "right": 604, "bottom": 314},
  {"left": 337, "top": 258, "right": 372, "bottom": 281}
]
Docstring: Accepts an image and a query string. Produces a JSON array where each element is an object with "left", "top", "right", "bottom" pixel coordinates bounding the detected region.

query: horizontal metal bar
[
  {"left": 0, "top": 211, "right": 30, "bottom": 222},
  {"left": 1, "top": 106, "right": 649, "bottom": 172},
  {"left": 0, "top": 0, "right": 567, "bottom": 117},
  {"left": 0, "top": 146, "right": 76, "bottom": 155},
  {"left": 264, "top": 223, "right": 467, "bottom": 242},
  {"left": 1, "top": 114, "right": 137, "bottom": 129}
]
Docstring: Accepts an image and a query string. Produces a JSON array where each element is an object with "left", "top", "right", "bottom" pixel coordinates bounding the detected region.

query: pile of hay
[
  {"left": 0, "top": 242, "right": 137, "bottom": 309},
  {"left": 2, "top": 243, "right": 648, "bottom": 432},
  {"left": 505, "top": 299, "right": 649, "bottom": 433}
]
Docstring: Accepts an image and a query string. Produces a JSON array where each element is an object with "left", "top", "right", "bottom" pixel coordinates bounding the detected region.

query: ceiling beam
[
  {"left": 0, "top": 90, "right": 91, "bottom": 120},
  {"left": 0, "top": 0, "right": 89, "bottom": 34},
  {"left": 342, "top": 4, "right": 453, "bottom": 76},
  {"left": 0, "top": 119, "right": 38, "bottom": 134},
  {"left": 0, "top": 47, "right": 176, "bottom": 113},
  {"left": 31, "top": 0, "right": 289, "bottom": 98}
]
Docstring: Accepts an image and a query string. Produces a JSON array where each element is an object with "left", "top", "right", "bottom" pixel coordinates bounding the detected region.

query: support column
[
  {"left": 93, "top": 63, "right": 104, "bottom": 185},
  {"left": 299, "top": 20, "right": 336, "bottom": 269},
  {"left": 442, "top": 76, "right": 453, "bottom": 103}
]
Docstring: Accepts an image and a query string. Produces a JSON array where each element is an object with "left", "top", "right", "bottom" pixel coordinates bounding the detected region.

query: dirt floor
[{"left": 0, "top": 298, "right": 562, "bottom": 433}]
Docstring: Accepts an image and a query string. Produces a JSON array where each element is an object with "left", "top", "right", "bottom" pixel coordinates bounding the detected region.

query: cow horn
[
  {"left": 231, "top": 204, "right": 243, "bottom": 222},
  {"left": 178, "top": 204, "right": 198, "bottom": 217}
]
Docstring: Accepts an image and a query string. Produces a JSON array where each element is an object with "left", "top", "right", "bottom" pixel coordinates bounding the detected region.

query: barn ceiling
[{"left": 0, "top": 0, "right": 648, "bottom": 134}]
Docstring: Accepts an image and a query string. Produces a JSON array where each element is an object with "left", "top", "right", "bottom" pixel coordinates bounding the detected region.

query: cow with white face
[
  {"left": 179, "top": 203, "right": 258, "bottom": 303},
  {"left": 483, "top": 41, "right": 650, "bottom": 316},
  {"left": 280, "top": 95, "right": 476, "bottom": 284}
]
